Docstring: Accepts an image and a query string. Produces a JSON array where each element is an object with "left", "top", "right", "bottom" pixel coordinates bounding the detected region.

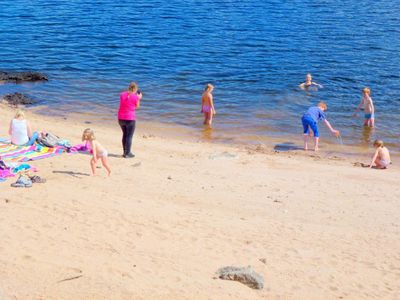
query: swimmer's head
[
  {"left": 317, "top": 101, "right": 327, "bottom": 111},
  {"left": 205, "top": 83, "right": 214, "bottom": 92},
  {"left": 373, "top": 139, "right": 383, "bottom": 148},
  {"left": 306, "top": 73, "right": 312, "bottom": 82},
  {"left": 363, "top": 87, "right": 371, "bottom": 96}
]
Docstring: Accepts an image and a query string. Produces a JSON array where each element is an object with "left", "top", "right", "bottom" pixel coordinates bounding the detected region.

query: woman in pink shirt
[{"left": 118, "top": 82, "right": 142, "bottom": 158}]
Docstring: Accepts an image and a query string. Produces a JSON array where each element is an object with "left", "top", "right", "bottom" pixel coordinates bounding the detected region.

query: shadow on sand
[
  {"left": 274, "top": 142, "right": 303, "bottom": 152},
  {"left": 52, "top": 170, "right": 91, "bottom": 178}
]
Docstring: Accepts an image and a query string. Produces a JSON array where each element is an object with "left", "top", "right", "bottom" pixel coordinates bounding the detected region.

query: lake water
[{"left": 1, "top": 0, "right": 399, "bottom": 151}]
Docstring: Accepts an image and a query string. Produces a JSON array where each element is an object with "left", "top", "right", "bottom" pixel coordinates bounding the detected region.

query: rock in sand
[
  {"left": 2, "top": 93, "right": 36, "bottom": 106},
  {"left": 216, "top": 266, "right": 264, "bottom": 289}
]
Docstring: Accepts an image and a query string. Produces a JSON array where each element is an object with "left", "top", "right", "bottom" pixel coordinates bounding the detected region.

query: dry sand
[{"left": 1, "top": 103, "right": 399, "bottom": 300}]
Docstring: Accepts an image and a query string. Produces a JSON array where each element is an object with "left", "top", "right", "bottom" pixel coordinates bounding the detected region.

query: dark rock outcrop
[
  {"left": 216, "top": 266, "right": 264, "bottom": 289},
  {"left": 0, "top": 71, "right": 48, "bottom": 82},
  {"left": 2, "top": 93, "right": 36, "bottom": 106}
]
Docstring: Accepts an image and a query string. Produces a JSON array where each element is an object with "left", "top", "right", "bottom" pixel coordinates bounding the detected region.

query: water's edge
[{"left": 27, "top": 103, "right": 398, "bottom": 166}]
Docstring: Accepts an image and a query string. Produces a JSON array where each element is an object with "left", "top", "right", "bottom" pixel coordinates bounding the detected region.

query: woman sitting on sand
[
  {"left": 118, "top": 82, "right": 142, "bottom": 158},
  {"left": 8, "top": 109, "right": 38, "bottom": 146}
]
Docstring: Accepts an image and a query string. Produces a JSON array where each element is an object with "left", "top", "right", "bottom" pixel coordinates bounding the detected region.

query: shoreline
[
  {"left": 1, "top": 103, "right": 400, "bottom": 299},
  {"left": 24, "top": 102, "right": 399, "bottom": 166}
]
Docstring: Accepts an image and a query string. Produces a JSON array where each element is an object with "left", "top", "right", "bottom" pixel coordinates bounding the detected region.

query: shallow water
[{"left": 0, "top": 0, "right": 399, "bottom": 151}]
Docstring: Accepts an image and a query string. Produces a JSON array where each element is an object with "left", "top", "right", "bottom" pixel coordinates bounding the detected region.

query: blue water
[{"left": 1, "top": 0, "right": 399, "bottom": 149}]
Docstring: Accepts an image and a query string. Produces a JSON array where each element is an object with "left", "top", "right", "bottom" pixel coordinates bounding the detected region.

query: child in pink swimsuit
[
  {"left": 201, "top": 83, "right": 216, "bottom": 126},
  {"left": 82, "top": 128, "right": 111, "bottom": 176}
]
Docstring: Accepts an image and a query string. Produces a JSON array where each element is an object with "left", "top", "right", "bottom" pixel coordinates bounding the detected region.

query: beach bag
[
  {"left": 56, "top": 139, "right": 72, "bottom": 148},
  {"left": 37, "top": 132, "right": 60, "bottom": 148}
]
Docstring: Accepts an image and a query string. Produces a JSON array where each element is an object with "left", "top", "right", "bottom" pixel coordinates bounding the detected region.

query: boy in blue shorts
[
  {"left": 302, "top": 101, "right": 340, "bottom": 151},
  {"left": 353, "top": 87, "right": 375, "bottom": 127}
]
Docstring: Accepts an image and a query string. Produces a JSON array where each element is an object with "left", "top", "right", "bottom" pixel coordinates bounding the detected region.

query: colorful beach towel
[{"left": 0, "top": 143, "right": 64, "bottom": 162}]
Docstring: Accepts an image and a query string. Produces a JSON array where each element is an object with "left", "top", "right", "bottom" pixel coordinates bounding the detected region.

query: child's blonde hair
[
  {"left": 128, "top": 82, "right": 138, "bottom": 92},
  {"left": 82, "top": 128, "right": 96, "bottom": 141},
  {"left": 317, "top": 101, "right": 327, "bottom": 111},
  {"left": 204, "top": 83, "right": 214, "bottom": 92},
  {"left": 363, "top": 87, "right": 371, "bottom": 95},
  {"left": 15, "top": 109, "right": 25, "bottom": 119},
  {"left": 373, "top": 139, "right": 383, "bottom": 148}
]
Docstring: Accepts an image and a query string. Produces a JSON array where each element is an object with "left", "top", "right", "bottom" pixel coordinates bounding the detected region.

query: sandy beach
[{"left": 1, "top": 103, "right": 399, "bottom": 299}]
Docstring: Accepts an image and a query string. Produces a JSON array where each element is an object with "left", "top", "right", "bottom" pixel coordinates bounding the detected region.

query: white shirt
[{"left": 11, "top": 119, "right": 29, "bottom": 145}]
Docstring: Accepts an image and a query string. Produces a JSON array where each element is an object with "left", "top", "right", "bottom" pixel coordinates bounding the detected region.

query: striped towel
[{"left": 0, "top": 143, "right": 64, "bottom": 162}]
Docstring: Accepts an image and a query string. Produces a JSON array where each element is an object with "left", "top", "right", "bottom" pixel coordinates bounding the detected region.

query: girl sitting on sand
[
  {"left": 82, "top": 128, "right": 111, "bottom": 176},
  {"left": 201, "top": 83, "right": 216, "bottom": 126},
  {"left": 8, "top": 109, "right": 38, "bottom": 146},
  {"left": 370, "top": 140, "right": 391, "bottom": 169}
]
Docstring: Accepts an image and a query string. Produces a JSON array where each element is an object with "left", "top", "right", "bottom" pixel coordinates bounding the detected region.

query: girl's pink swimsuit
[{"left": 202, "top": 105, "right": 211, "bottom": 113}]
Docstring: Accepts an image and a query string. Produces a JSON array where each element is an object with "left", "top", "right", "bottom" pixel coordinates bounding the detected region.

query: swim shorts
[
  {"left": 364, "top": 113, "right": 375, "bottom": 119},
  {"left": 302, "top": 115, "right": 319, "bottom": 137}
]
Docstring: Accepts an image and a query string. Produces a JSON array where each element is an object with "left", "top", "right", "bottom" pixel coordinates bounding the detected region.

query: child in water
[
  {"left": 82, "top": 128, "right": 111, "bottom": 176},
  {"left": 201, "top": 83, "right": 216, "bottom": 126},
  {"left": 301, "top": 101, "right": 340, "bottom": 151},
  {"left": 354, "top": 87, "right": 375, "bottom": 127},
  {"left": 369, "top": 140, "right": 391, "bottom": 169}
]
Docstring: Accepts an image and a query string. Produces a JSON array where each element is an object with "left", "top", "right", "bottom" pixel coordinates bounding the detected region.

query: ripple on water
[{"left": 0, "top": 0, "right": 399, "bottom": 151}]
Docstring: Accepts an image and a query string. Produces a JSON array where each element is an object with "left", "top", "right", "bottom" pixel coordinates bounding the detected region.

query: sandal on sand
[
  {"left": 10, "top": 175, "right": 32, "bottom": 188},
  {"left": 30, "top": 175, "right": 46, "bottom": 183}
]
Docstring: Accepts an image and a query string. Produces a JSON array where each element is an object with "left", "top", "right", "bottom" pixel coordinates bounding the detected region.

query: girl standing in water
[{"left": 201, "top": 84, "right": 216, "bottom": 126}]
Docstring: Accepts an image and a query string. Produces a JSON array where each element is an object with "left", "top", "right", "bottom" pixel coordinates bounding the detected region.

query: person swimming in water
[{"left": 299, "top": 73, "right": 323, "bottom": 90}]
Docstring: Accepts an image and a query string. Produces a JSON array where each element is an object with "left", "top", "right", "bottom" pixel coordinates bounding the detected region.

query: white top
[{"left": 11, "top": 119, "right": 29, "bottom": 145}]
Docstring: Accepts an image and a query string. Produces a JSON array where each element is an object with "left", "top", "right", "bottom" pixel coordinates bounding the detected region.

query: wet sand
[{"left": 1, "top": 103, "right": 399, "bottom": 299}]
